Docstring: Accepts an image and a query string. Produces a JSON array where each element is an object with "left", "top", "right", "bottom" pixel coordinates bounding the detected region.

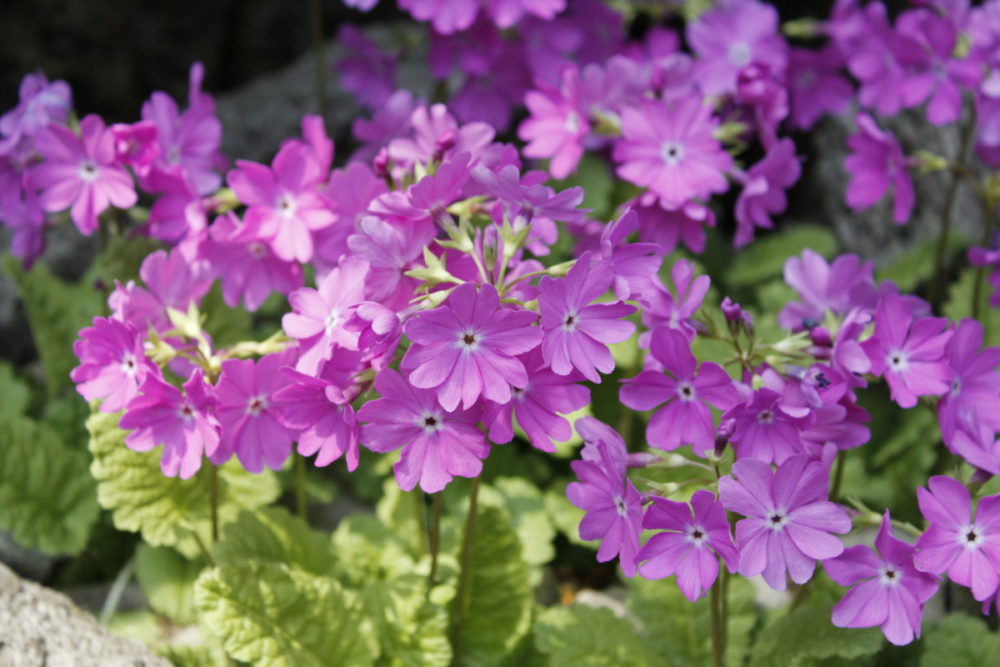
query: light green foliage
[
  {"left": 3, "top": 257, "right": 103, "bottom": 393},
  {"left": 195, "top": 561, "right": 376, "bottom": 667},
  {"left": 375, "top": 479, "right": 425, "bottom": 556},
  {"left": 534, "top": 604, "right": 665, "bottom": 666},
  {"left": 201, "top": 283, "right": 253, "bottom": 347},
  {"left": 0, "top": 361, "right": 30, "bottom": 418},
  {"left": 450, "top": 505, "right": 533, "bottom": 667},
  {"left": 945, "top": 267, "right": 1000, "bottom": 346},
  {"left": 480, "top": 477, "right": 557, "bottom": 567},
  {"left": 748, "top": 600, "right": 883, "bottom": 667},
  {"left": 215, "top": 507, "right": 335, "bottom": 576},
  {"left": 135, "top": 544, "right": 204, "bottom": 624},
  {"left": 157, "top": 642, "right": 233, "bottom": 667},
  {"left": 628, "top": 573, "right": 758, "bottom": 666},
  {"left": 876, "top": 232, "right": 969, "bottom": 292},
  {"left": 544, "top": 482, "right": 593, "bottom": 549},
  {"left": 551, "top": 154, "right": 615, "bottom": 220},
  {"left": 919, "top": 613, "right": 1000, "bottom": 666},
  {"left": 332, "top": 514, "right": 419, "bottom": 587},
  {"left": 87, "top": 408, "right": 279, "bottom": 558},
  {"left": 361, "top": 576, "right": 452, "bottom": 667},
  {"left": 724, "top": 226, "right": 837, "bottom": 286},
  {"left": 0, "top": 416, "right": 99, "bottom": 555}
]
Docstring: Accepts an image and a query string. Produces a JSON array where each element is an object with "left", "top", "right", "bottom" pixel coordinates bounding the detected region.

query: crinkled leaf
[
  {"left": 450, "top": 505, "right": 533, "bottom": 667},
  {"left": 534, "top": 604, "right": 665, "bottom": 666},
  {"left": 87, "top": 408, "right": 279, "bottom": 558},
  {"left": 195, "top": 561, "right": 375, "bottom": 667},
  {"left": 215, "top": 506, "right": 334, "bottom": 576},
  {"left": 725, "top": 225, "right": 837, "bottom": 287},
  {"left": 332, "top": 514, "right": 417, "bottom": 588},
  {"left": 361, "top": 576, "right": 452, "bottom": 667},
  {"left": 0, "top": 416, "right": 98, "bottom": 555},
  {"left": 920, "top": 613, "right": 1000, "bottom": 666},
  {"left": 157, "top": 642, "right": 232, "bottom": 667},
  {"left": 375, "top": 479, "right": 425, "bottom": 557},
  {"left": 481, "top": 477, "right": 556, "bottom": 567},
  {"left": 135, "top": 544, "right": 203, "bottom": 624},
  {"left": 749, "top": 599, "right": 883, "bottom": 667}
]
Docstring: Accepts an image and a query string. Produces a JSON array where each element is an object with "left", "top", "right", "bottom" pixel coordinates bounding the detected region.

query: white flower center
[
  {"left": 458, "top": 330, "right": 481, "bottom": 352},
  {"left": 765, "top": 509, "right": 789, "bottom": 532},
  {"left": 248, "top": 241, "right": 268, "bottom": 258},
  {"left": 276, "top": 193, "right": 297, "bottom": 218},
  {"left": 757, "top": 408, "right": 775, "bottom": 424},
  {"left": 950, "top": 377, "right": 962, "bottom": 397},
  {"left": 728, "top": 41, "right": 752, "bottom": 67},
  {"left": 246, "top": 394, "right": 268, "bottom": 417},
  {"left": 878, "top": 564, "right": 902, "bottom": 587},
  {"left": 563, "top": 311, "right": 579, "bottom": 331},
  {"left": 324, "top": 308, "right": 343, "bottom": 334},
  {"left": 660, "top": 141, "right": 685, "bottom": 166},
  {"left": 687, "top": 525, "right": 707, "bottom": 546},
  {"left": 565, "top": 111, "right": 581, "bottom": 134},
  {"left": 676, "top": 381, "right": 696, "bottom": 402},
  {"left": 120, "top": 353, "right": 138, "bottom": 377},
  {"left": 887, "top": 350, "right": 910, "bottom": 373},
  {"left": 960, "top": 525, "right": 983, "bottom": 550},
  {"left": 614, "top": 495, "right": 628, "bottom": 517},
  {"left": 79, "top": 160, "right": 101, "bottom": 182},
  {"left": 419, "top": 412, "right": 443, "bottom": 433},
  {"left": 178, "top": 402, "right": 196, "bottom": 422}
]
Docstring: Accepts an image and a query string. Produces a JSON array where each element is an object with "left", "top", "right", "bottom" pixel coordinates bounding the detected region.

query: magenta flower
[
  {"left": 71, "top": 316, "right": 157, "bottom": 413},
  {"left": 347, "top": 216, "right": 427, "bottom": 310},
  {"left": 734, "top": 138, "right": 801, "bottom": 248},
  {"left": 228, "top": 142, "right": 334, "bottom": 263},
  {"left": 787, "top": 47, "right": 853, "bottom": 131},
  {"left": 636, "top": 490, "right": 738, "bottom": 601},
  {"left": 401, "top": 283, "right": 542, "bottom": 411},
  {"left": 119, "top": 370, "right": 220, "bottom": 480},
  {"left": 357, "top": 368, "right": 488, "bottom": 493},
  {"left": 726, "top": 388, "right": 810, "bottom": 464},
  {"left": 914, "top": 476, "right": 1000, "bottom": 601},
  {"left": 109, "top": 248, "right": 213, "bottom": 333},
  {"left": 538, "top": 254, "right": 635, "bottom": 383},
  {"left": 0, "top": 71, "right": 72, "bottom": 157},
  {"left": 860, "top": 294, "right": 952, "bottom": 409},
  {"left": 844, "top": 114, "right": 915, "bottom": 224},
  {"left": 397, "top": 0, "right": 478, "bottom": 34},
  {"left": 213, "top": 350, "right": 297, "bottom": 474},
  {"left": 387, "top": 104, "right": 495, "bottom": 169},
  {"left": 937, "top": 319, "right": 1000, "bottom": 454},
  {"left": 519, "top": 65, "right": 589, "bottom": 179},
  {"left": 719, "top": 455, "right": 851, "bottom": 591},
  {"left": 613, "top": 97, "right": 732, "bottom": 208},
  {"left": 621, "top": 327, "right": 738, "bottom": 455},
  {"left": 641, "top": 259, "right": 710, "bottom": 340},
  {"left": 845, "top": 3, "right": 926, "bottom": 116},
  {"left": 273, "top": 367, "right": 360, "bottom": 471},
  {"left": 482, "top": 347, "right": 590, "bottom": 453},
  {"left": 779, "top": 249, "right": 874, "bottom": 331},
  {"left": 314, "top": 161, "right": 388, "bottom": 268},
  {"left": 597, "top": 209, "right": 663, "bottom": 304},
  {"left": 282, "top": 256, "right": 369, "bottom": 374},
  {"left": 567, "top": 441, "right": 643, "bottom": 576},
  {"left": 633, "top": 198, "right": 716, "bottom": 256},
  {"left": 335, "top": 25, "right": 397, "bottom": 110},
  {"left": 487, "top": 0, "right": 565, "bottom": 28},
  {"left": 30, "top": 114, "right": 137, "bottom": 235},
  {"left": 825, "top": 511, "right": 939, "bottom": 646}
]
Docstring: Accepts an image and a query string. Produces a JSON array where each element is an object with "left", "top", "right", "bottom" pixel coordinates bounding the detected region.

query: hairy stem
[
  {"left": 710, "top": 570, "right": 725, "bottom": 667},
  {"left": 295, "top": 454, "right": 307, "bottom": 519}
]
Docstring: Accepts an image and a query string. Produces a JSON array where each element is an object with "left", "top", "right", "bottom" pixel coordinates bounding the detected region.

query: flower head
[
  {"left": 844, "top": 114, "right": 915, "bottom": 224},
  {"left": 72, "top": 316, "right": 157, "bottom": 413}
]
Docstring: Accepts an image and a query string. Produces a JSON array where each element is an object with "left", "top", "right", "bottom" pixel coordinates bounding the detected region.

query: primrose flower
[
  {"left": 727, "top": 388, "right": 810, "bottom": 464},
  {"left": 0, "top": 71, "right": 72, "bottom": 157},
  {"left": 519, "top": 65, "right": 589, "bottom": 179},
  {"left": 273, "top": 367, "right": 360, "bottom": 471},
  {"left": 636, "top": 490, "right": 738, "bottom": 602},
  {"left": 779, "top": 249, "right": 874, "bottom": 331},
  {"left": 719, "top": 455, "right": 851, "bottom": 591},
  {"left": 358, "top": 368, "right": 488, "bottom": 493},
  {"left": 71, "top": 316, "right": 157, "bottom": 413},
  {"left": 844, "top": 114, "right": 915, "bottom": 224},
  {"left": 734, "top": 138, "right": 801, "bottom": 248},
  {"left": 825, "top": 511, "right": 939, "bottom": 646},
  {"left": 937, "top": 319, "right": 1000, "bottom": 454},
  {"left": 402, "top": 283, "right": 542, "bottom": 411}
]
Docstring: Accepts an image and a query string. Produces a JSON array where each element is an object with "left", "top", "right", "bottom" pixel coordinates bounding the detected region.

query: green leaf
[
  {"left": 450, "top": 505, "right": 533, "bottom": 666},
  {"left": 920, "top": 613, "right": 1000, "bottom": 666},
  {"left": 0, "top": 416, "right": 99, "bottom": 555},
  {"left": 87, "top": 408, "right": 280, "bottom": 558},
  {"left": 724, "top": 225, "right": 837, "bottom": 287},
  {"left": 3, "top": 257, "right": 103, "bottom": 393},
  {"left": 157, "top": 642, "right": 233, "bottom": 667},
  {"left": 534, "top": 604, "right": 665, "bottom": 666},
  {"left": 361, "top": 576, "right": 452, "bottom": 667},
  {"left": 749, "top": 600, "right": 883, "bottom": 667},
  {"left": 628, "top": 573, "right": 758, "bottom": 666},
  {"left": 331, "top": 514, "right": 417, "bottom": 588},
  {"left": 135, "top": 544, "right": 203, "bottom": 624},
  {"left": 375, "top": 479, "right": 426, "bottom": 557},
  {"left": 87, "top": 233, "right": 161, "bottom": 286},
  {"left": 876, "top": 232, "right": 969, "bottom": 293},
  {"left": 944, "top": 268, "right": 1000, "bottom": 347},
  {"left": 215, "top": 506, "right": 335, "bottom": 576},
  {"left": 201, "top": 283, "right": 253, "bottom": 347},
  {"left": 195, "top": 561, "right": 376, "bottom": 667},
  {"left": 544, "top": 482, "right": 594, "bottom": 549},
  {"left": 0, "top": 361, "right": 30, "bottom": 419},
  {"left": 481, "top": 477, "right": 557, "bottom": 567},
  {"left": 551, "top": 154, "right": 615, "bottom": 224}
]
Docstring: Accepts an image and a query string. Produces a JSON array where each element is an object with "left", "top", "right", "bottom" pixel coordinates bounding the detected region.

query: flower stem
[
  {"left": 209, "top": 464, "right": 220, "bottom": 543},
  {"left": 830, "top": 451, "right": 846, "bottom": 501},
  {"left": 710, "top": 570, "right": 725, "bottom": 667},
  {"left": 451, "top": 476, "right": 482, "bottom": 659},
  {"left": 427, "top": 492, "right": 443, "bottom": 591},
  {"left": 295, "top": 455, "right": 307, "bottom": 519}
]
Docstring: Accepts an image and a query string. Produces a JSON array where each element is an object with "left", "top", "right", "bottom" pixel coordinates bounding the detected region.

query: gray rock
[{"left": 0, "top": 562, "right": 168, "bottom": 667}]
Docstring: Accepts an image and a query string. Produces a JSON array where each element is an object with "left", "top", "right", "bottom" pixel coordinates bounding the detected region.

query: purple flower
[
  {"left": 861, "top": 294, "right": 952, "bottom": 409},
  {"left": 937, "top": 320, "right": 1000, "bottom": 456},
  {"left": 358, "top": 368, "right": 488, "bottom": 493},
  {"left": 335, "top": 25, "right": 397, "bottom": 110},
  {"left": 213, "top": 350, "right": 297, "bottom": 474},
  {"left": 915, "top": 476, "right": 1000, "bottom": 600},
  {"left": 846, "top": 3, "right": 927, "bottom": 116},
  {"left": 282, "top": 256, "right": 369, "bottom": 374},
  {"left": 825, "top": 511, "right": 939, "bottom": 646},
  {"left": 398, "top": 0, "right": 478, "bottom": 34},
  {"left": 347, "top": 216, "right": 427, "bottom": 311},
  {"left": 636, "top": 490, "right": 739, "bottom": 601},
  {"left": 119, "top": 370, "right": 220, "bottom": 479},
  {"left": 779, "top": 250, "right": 875, "bottom": 331},
  {"left": 482, "top": 347, "right": 590, "bottom": 452},
  {"left": 314, "top": 161, "right": 388, "bottom": 268},
  {"left": 733, "top": 138, "right": 801, "bottom": 247},
  {"left": 109, "top": 248, "right": 213, "bottom": 334},
  {"left": 273, "top": 367, "right": 360, "bottom": 471},
  {"left": 72, "top": 317, "right": 157, "bottom": 413},
  {"left": 596, "top": 209, "right": 663, "bottom": 304},
  {"left": 719, "top": 455, "right": 851, "bottom": 591},
  {"left": 621, "top": 327, "right": 738, "bottom": 455},
  {"left": 633, "top": 198, "right": 716, "bottom": 256},
  {"left": 567, "top": 441, "right": 643, "bottom": 576},
  {"left": 538, "top": 254, "right": 635, "bottom": 383},
  {"left": 0, "top": 71, "right": 72, "bottom": 158},
  {"left": 727, "top": 388, "right": 810, "bottom": 464},
  {"left": 401, "top": 283, "right": 542, "bottom": 411},
  {"left": 613, "top": 97, "right": 732, "bottom": 209},
  {"left": 519, "top": 65, "right": 589, "bottom": 179},
  {"left": 387, "top": 104, "right": 495, "bottom": 169},
  {"left": 787, "top": 47, "right": 854, "bottom": 131},
  {"left": 687, "top": 0, "right": 788, "bottom": 97},
  {"left": 844, "top": 113, "right": 915, "bottom": 224},
  {"left": 487, "top": 0, "right": 565, "bottom": 28},
  {"left": 640, "top": 259, "right": 710, "bottom": 340},
  {"left": 29, "top": 115, "right": 137, "bottom": 235}
]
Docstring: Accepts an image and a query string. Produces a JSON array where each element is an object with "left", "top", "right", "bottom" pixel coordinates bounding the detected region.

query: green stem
[
  {"left": 427, "top": 493, "right": 442, "bottom": 591},
  {"left": 830, "top": 451, "right": 846, "bottom": 501},
  {"left": 307, "top": 0, "right": 327, "bottom": 119},
  {"left": 720, "top": 568, "right": 730, "bottom": 651},
  {"left": 414, "top": 491, "right": 429, "bottom": 557},
  {"left": 210, "top": 464, "right": 220, "bottom": 543},
  {"left": 295, "top": 455, "right": 307, "bottom": 519},
  {"left": 451, "top": 476, "right": 482, "bottom": 659},
  {"left": 710, "top": 570, "right": 725, "bottom": 667}
]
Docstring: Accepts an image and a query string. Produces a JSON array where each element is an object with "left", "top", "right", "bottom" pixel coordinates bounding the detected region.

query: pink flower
[
  {"left": 733, "top": 138, "right": 801, "bottom": 247},
  {"left": 273, "top": 367, "right": 360, "bottom": 471},
  {"left": 621, "top": 327, "right": 738, "bottom": 455},
  {"left": 915, "top": 476, "right": 1000, "bottom": 601},
  {"left": 347, "top": 216, "right": 427, "bottom": 310},
  {"left": 0, "top": 71, "right": 72, "bottom": 158},
  {"left": 726, "top": 388, "right": 811, "bottom": 464},
  {"left": 825, "top": 511, "right": 939, "bottom": 646},
  {"left": 937, "top": 320, "right": 1000, "bottom": 459},
  {"left": 401, "top": 283, "right": 542, "bottom": 411},
  {"left": 109, "top": 248, "right": 213, "bottom": 333},
  {"left": 397, "top": 0, "right": 478, "bottom": 34},
  {"left": 519, "top": 65, "right": 589, "bottom": 179},
  {"left": 30, "top": 114, "right": 137, "bottom": 235},
  {"left": 719, "top": 455, "right": 851, "bottom": 591},
  {"left": 119, "top": 370, "right": 220, "bottom": 480},
  {"left": 387, "top": 104, "right": 495, "bottom": 169},
  {"left": 640, "top": 259, "right": 710, "bottom": 340},
  {"left": 787, "top": 47, "right": 854, "bottom": 131},
  {"left": 72, "top": 316, "right": 157, "bottom": 413},
  {"left": 538, "top": 254, "right": 635, "bottom": 383},
  {"left": 636, "top": 490, "right": 739, "bottom": 601},
  {"left": 358, "top": 368, "right": 488, "bottom": 493},
  {"left": 861, "top": 294, "right": 952, "bottom": 409},
  {"left": 779, "top": 249, "right": 874, "bottom": 331},
  {"left": 213, "top": 350, "right": 297, "bottom": 474},
  {"left": 335, "top": 25, "right": 397, "bottom": 110},
  {"left": 482, "top": 348, "right": 590, "bottom": 452},
  {"left": 567, "top": 441, "right": 643, "bottom": 576},
  {"left": 844, "top": 113, "right": 915, "bottom": 224},
  {"left": 613, "top": 97, "right": 733, "bottom": 209},
  {"left": 596, "top": 209, "right": 663, "bottom": 304},
  {"left": 633, "top": 198, "right": 716, "bottom": 256}
]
